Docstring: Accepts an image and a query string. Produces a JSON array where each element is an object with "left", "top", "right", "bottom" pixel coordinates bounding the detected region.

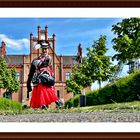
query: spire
[
  {"left": 0, "top": 41, "right": 6, "bottom": 58},
  {"left": 45, "top": 25, "right": 48, "bottom": 41}
]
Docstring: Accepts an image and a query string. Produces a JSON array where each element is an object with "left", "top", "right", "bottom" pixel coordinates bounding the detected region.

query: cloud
[{"left": 0, "top": 34, "right": 29, "bottom": 51}]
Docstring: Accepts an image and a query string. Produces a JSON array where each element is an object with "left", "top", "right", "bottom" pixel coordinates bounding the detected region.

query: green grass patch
[
  {"left": 21, "top": 101, "right": 140, "bottom": 114},
  {"left": 0, "top": 99, "right": 140, "bottom": 115},
  {"left": 77, "top": 101, "right": 140, "bottom": 113},
  {"left": 0, "top": 97, "right": 22, "bottom": 115}
]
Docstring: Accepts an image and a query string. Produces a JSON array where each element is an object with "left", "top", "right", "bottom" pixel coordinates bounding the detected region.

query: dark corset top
[{"left": 32, "top": 55, "right": 51, "bottom": 70}]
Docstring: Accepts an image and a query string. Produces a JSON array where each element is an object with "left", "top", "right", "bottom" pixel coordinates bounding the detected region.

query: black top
[{"left": 27, "top": 54, "right": 51, "bottom": 93}]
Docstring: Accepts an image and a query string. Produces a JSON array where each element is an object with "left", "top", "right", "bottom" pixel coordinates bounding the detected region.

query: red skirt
[{"left": 30, "top": 83, "right": 58, "bottom": 108}]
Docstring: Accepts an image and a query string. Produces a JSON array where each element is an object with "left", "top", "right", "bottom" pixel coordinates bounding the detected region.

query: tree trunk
[{"left": 98, "top": 80, "right": 101, "bottom": 89}]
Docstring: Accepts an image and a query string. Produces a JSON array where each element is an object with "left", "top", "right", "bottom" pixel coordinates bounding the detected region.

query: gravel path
[{"left": 0, "top": 112, "right": 140, "bottom": 122}]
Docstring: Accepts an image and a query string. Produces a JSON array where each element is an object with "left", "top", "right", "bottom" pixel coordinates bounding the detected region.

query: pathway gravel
[{"left": 0, "top": 112, "right": 140, "bottom": 122}]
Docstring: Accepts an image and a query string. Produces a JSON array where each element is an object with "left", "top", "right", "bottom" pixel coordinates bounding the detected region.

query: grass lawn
[
  {"left": 22, "top": 101, "right": 140, "bottom": 114},
  {"left": 1, "top": 96, "right": 140, "bottom": 115}
]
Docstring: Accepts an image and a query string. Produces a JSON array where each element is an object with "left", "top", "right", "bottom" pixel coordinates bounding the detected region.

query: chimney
[
  {"left": 76, "top": 43, "right": 82, "bottom": 64},
  {"left": 0, "top": 41, "right": 6, "bottom": 58},
  {"left": 30, "top": 32, "right": 33, "bottom": 53},
  {"left": 38, "top": 25, "right": 41, "bottom": 41},
  {"left": 78, "top": 43, "right": 82, "bottom": 58}
]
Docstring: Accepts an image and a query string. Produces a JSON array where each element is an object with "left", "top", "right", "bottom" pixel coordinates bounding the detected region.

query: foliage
[
  {"left": 112, "top": 18, "right": 140, "bottom": 64},
  {"left": 65, "top": 70, "right": 140, "bottom": 108},
  {"left": 0, "top": 58, "right": 19, "bottom": 94},
  {"left": 86, "top": 91, "right": 99, "bottom": 106},
  {"left": 66, "top": 35, "right": 116, "bottom": 93},
  {"left": 66, "top": 66, "right": 84, "bottom": 94},
  {"left": 66, "top": 62, "right": 92, "bottom": 94},
  {"left": 9, "top": 68, "right": 19, "bottom": 93},
  {"left": 0, "top": 58, "right": 8, "bottom": 88},
  {"left": 85, "top": 35, "right": 116, "bottom": 88},
  {"left": 64, "top": 94, "right": 80, "bottom": 108}
]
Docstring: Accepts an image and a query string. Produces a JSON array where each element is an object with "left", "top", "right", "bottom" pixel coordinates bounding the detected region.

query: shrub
[
  {"left": 73, "top": 94, "right": 80, "bottom": 107},
  {"left": 86, "top": 91, "right": 99, "bottom": 106},
  {"left": 64, "top": 99, "right": 73, "bottom": 108},
  {"left": 0, "top": 97, "right": 22, "bottom": 115},
  {"left": 64, "top": 70, "right": 140, "bottom": 107}
]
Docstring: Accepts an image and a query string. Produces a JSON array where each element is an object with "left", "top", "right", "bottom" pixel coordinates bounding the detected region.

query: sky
[{"left": 0, "top": 18, "right": 121, "bottom": 56}]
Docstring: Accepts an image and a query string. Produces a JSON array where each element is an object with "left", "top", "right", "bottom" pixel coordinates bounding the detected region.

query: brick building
[{"left": 0, "top": 26, "right": 91, "bottom": 106}]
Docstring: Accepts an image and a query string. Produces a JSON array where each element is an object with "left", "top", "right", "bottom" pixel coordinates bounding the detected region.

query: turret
[{"left": 0, "top": 41, "right": 6, "bottom": 58}]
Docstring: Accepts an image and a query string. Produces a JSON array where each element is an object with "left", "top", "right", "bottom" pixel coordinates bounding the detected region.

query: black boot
[
  {"left": 41, "top": 105, "right": 48, "bottom": 110},
  {"left": 55, "top": 100, "right": 63, "bottom": 108}
]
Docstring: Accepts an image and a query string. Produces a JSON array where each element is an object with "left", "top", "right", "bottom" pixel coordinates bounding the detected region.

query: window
[
  {"left": 66, "top": 72, "right": 70, "bottom": 80},
  {"left": 16, "top": 72, "right": 20, "bottom": 81},
  {"left": 57, "top": 90, "right": 60, "bottom": 98}
]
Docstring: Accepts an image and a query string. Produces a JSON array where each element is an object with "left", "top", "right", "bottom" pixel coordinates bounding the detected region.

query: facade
[{"left": 0, "top": 26, "right": 91, "bottom": 106}]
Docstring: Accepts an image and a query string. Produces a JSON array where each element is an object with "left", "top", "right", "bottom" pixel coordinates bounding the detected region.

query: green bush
[
  {"left": 0, "top": 97, "right": 22, "bottom": 115},
  {"left": 96, "top": 71, "right": 140, "bottom": 105},
  {"left": 64, "top": 99, "right": 73, "bottom": 108},
  {"left": 64, "top": 70, "right": 140, "bottom": 108},
  {"left": 86, "top": 91, "right": 99, "bottom": 106},
  {"left": 64, "top": 94, "right": 80, "bottom": 108},
  {"left": 73, "top": 94, "right": 80, "bottom": 107}
]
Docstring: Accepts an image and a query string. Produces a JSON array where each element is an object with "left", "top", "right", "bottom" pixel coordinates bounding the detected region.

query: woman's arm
[{"left": 27, "top": 63, "right": 35, "bottom": 93}]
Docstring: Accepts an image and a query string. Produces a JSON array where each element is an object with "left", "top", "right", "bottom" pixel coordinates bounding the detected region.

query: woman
[{"left": 27, "top": 40, "right": 62, "bottom": 109}]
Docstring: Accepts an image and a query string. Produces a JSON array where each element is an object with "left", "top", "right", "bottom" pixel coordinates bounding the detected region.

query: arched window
[
  {"left": 66, "top": 72, "right": 70, "bottom": 80},
  {"left": 16, "top": 72, "right": 20, "bottom": 81}
]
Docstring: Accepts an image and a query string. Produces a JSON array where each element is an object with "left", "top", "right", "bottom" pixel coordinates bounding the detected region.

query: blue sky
[{"left": 0, "top": 18, "right": 122, "bottom": 56}]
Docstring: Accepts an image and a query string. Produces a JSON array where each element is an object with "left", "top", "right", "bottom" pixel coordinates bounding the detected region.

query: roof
[
  {"left": 62, "top": 56, "right": 77, "bottom": 65},
  {"left": 3, "top": 54, "right": 78, "bottom": 66},
  {"left": 8, "top": 63, "right": 23, "bottom": 68},
  {"left": 5, "top": 55, "right": 23, "bottom": 64}
]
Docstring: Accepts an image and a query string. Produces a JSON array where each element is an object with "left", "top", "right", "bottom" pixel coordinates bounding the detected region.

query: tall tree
[
  {"left": 66, "top": 35, "right": 116, "bottom": 92},
  {"left": 0, "top": 58, "right": 19, "bottom": 95},
  {"left": 86, "top": 35, "right": 116, "bottom": 88},
  {"left": 112, "top": 18, "right": 140, "bottom": 73}
]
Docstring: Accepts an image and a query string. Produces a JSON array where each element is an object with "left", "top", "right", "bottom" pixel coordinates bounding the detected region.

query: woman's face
[{"left": 42, "top": 48, "right": 49, "bottom": 55}]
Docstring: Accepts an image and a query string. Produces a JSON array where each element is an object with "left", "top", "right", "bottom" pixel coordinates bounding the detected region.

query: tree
[
  {"left": 8, "top": 68, "right": 19, "bottom": 93},
  {"left": 112, "top": 18, "right": 140, "bottom": 73},
  {"left": 85, "top": 35, "right": 116, "bottom": 88},
  {"left": 0, "top": 58, "right": 9, "bottom": 89},
  {"left": 0, "top": 58, "right": 19, "bottom": 95},
  {"left": 66, "top": 35, "right": 116, "bottom": 92},
  {"left": 66, "top": 63, "right": 92, "bottom": 95}
]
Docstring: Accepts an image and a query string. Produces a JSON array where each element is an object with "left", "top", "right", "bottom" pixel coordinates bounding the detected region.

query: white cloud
[{"left": 0, "top": 34, "right": 29, "bottom": 50}]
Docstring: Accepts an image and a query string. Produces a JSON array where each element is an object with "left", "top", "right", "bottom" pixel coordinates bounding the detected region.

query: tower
[{"left": 0, "top": 41, "right": 6, "bottom": 58}]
